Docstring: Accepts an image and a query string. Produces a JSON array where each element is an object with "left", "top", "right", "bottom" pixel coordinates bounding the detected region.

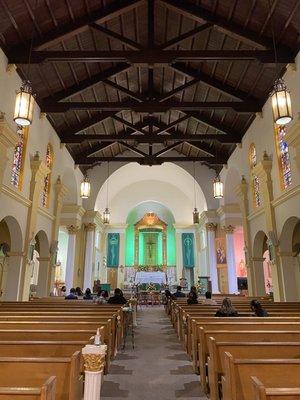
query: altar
[{"left": 135, "top": 271, "right": 166, "bottom": 285}]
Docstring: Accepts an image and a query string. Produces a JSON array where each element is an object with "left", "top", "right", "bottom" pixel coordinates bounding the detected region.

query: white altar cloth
[{"left": 135, "top": 271, "right": 166, "bottom": 284}]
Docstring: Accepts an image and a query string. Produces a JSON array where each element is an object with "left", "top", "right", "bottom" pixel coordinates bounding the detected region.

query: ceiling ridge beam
[
  {"left": 11, "top": 0, "right": 145, "bottom": 53},
  {"left": 75, "top": 155, "right": 227, "bottom": 165},
  {"left": 159, "top": 0, "right": 293, "bottom": 52},
  {"left": 41, "top": 63, "right": 130, "bottom": 103},
  {"left": 89, "top": 23, "right": 144, "bottom": 50},
  {"left": 61, "top": 133, "right": 239, "bottom": 144},
  {"left": 41, "top": 100, "right": 262, "bottom": 113},
  {"left": 158, "top": 23, "right": 213, "bottom": 49},
  {"left": 9, "top": 50, "right": 294, "bottom": 64},
  {"left": 171, "top": 63, "right": 258, "bottom": 102}
]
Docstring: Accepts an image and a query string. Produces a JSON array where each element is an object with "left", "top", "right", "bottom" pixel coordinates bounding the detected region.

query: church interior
[{"left": 0, "top": 0, "right": 300, "bottom": 399}]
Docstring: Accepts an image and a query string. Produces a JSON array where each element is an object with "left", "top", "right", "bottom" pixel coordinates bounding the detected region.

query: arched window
[
  {"left": 11, "top": 126, "right": 28, "bottom": 189},
  {"left": 249, "top": 143, "right": 261, "bottom": 208},
  {"left": 41, "top": 144, "right": 53, "bottom": 208},
  {"left": 275, "top": 125, "right": 292, "bottom": 189}
]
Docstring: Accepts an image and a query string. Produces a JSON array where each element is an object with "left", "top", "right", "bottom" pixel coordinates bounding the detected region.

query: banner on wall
[
  {"left": 107, "top": 233, "right": 120, "bottom": 268},
  {"left": 215, "top": 237, "right": 227, "bottom": 265},
  {"left": 182, "top": 233, "right": 195, "bottom": 268}
]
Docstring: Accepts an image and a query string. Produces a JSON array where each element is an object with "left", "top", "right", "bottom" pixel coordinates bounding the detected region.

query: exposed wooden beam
[
  {"left": 42, "top": 100, "right": 261, "bottom": 113},
  {"left": 14, "top": 0, "right": 145, "bottom": 52},
  {"left": 89, "top": 23, "right": 144, "bottom": 50},
  {"left": 78, "top": 142, "right": 116, "bottom": 158},
  {"left": 148, "top": 0, "right": 155, "bottom": 47},
  {"left": 185, "top": 141, "right": 217, "bottom": 157},
  {"left": 186, "top": 111, "right": 240, "bottom": 137},
  {"left": 160, "top": 0, "right": 292, "bottom": 52},
  {"left": 112, "top": 115, "right": 149, "bottom": 134},
  {"left": 102, "top": 79, "right": 145, "bottom": 102},
  {"left": 153, "top": 142, "right": 184, "bottom": 157},
  {"left": 75, "top": 155, "right": 227, "bottom": 165},
  {"left": 119, "top": 142, "right": 148, "bottom": 156},
  {"left": 10, "top": 50, "right": 293, "bottom": 64},
  {"left": 60, "top": 112, "right": 117, "bottom": 136},
  {"left": 61, "top": 133, "right": 239, "bottom": 144},
  {"left": 42, "top": 63, "right": 130, "bottom": 103},
  {"left": 157, "top": 77, "right": 201, "bottom": 102},
  {"left": 171, "top": 63, "right": 257, "bottom": 102},
  {"left": 155, "top": 115, "right": 190, "bottom": 134},
  {"left": 158, "top": 23, "right": 213, "bottom": 49}
]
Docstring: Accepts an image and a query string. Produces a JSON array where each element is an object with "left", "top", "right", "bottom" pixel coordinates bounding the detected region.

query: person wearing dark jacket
[
  {"left": 107, "top": 288, "right": 127, "bottom": 304},
  {"left": 215, "top": 297, "right": 238, "bottom": 317},
  {"left": 250, "top": 299, "right": 268, "bottom": 317},
  {"left": 173, "top": 286, "right": 185, "bottom": 298},
  {"left": 65, "top": 288, "right": 78, "bottom": 300},
  {"left": 187, "top": 291, "right": 198, "bottom": 305},
  {"left": 83, "top": 288, "right": 93, "bottom": 300}
]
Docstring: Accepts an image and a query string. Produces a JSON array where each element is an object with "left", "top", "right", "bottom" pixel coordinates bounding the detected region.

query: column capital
[
  {"left": 223, "top": 225, "right": 235, "bottom": 234},
  {"left": 205, "top": 222, "right": 217, "bottom": 232},
  {"left": 67, "top": 224, "right": 80, "bottom": 235},
  {"left": 85, "top": 222, "right": 96, "bottom": 231}
]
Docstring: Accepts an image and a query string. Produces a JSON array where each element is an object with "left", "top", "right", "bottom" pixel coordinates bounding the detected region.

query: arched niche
[
  {"left": 279, "top": 217, "right": 300, "bottom": 301},
  {"left": 252, "top": 230, "right": 269, "bottom": 296},
  {"left": 0, "top": 216, "right": 23, "bottom": 301},
  {"left": 34, "top": 230, "right": 50, "bottom": 298}
]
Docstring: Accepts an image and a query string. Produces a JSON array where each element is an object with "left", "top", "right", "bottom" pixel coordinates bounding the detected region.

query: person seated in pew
[
  {"left": 65, "top": 288, "right": 78, "bottom": 300},
  {"left": 250, "top": 299, "right": 268, "bottom": 317},
  {"left": 201, "top": 291, "right": 217, "bottom": 305},
  {"left": 75, "top": 286, "right": 83, "bottom": 297},
  {"left": 215, "top": 297, "right": 238, "bottom": 317},
  {"left": 173, "top": 286, "right": 186, "bottom": 298},
  {"left": 96, "top": 290, "right": 108, "bottom": 304},
  {"left": 83, "top": 288, "right": 93, "bottom": 300},
  {"left": 187, "top": 291, "right": 198, "bottom": 305},
  {"left": 107, "top": 288, "right": 127, "bottom": 304}
]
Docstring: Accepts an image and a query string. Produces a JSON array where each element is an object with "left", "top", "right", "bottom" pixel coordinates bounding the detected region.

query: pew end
[{"left": 0, "top": 376, "right": 56, "bottom": 400}]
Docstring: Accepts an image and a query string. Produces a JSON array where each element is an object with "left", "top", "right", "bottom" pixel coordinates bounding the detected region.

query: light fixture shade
[
  {"left": 193, "top": 208, "right": 200, "bottom": 224},
  {"left": 14, "top": 81, "right": 35, "bottom": 126},
  {"left": 213, "top": 176, "right": 223, "bottom": 199},
  {"left": 103, "top": 207, "right": 110, "bottom": 224},
  {"left": 80, "top": 176, "right": 91, "bottom": 199},
  {"left": 271, "top": 78, "right": 292, "bottom": 126}
]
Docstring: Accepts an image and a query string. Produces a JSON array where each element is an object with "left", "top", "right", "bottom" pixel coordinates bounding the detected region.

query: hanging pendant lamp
[
  {"left": 213, "top": 175, "right": 223, "bottom": 199},
  {"left": 271, "top": 78, "right": 292, "bottom": 126},
  {"left": 14, "top": 81, "right": 35, "bottom": 126},
  {"left": 192, "top": 162, "right": 200, "bottom": 224},
  {"left": 80, "top": 175, "right": 91, "bottom": 199},
  {"left": 103, "top": 162, "right": 110, "bottom": 224}
]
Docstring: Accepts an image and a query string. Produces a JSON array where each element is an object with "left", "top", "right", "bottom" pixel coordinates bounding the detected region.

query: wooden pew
[
  {"left": 198, "top": 330, "right": 300, "bottom": 392},
  {"left": 208, "top": 340, "right": 300, "bottom": 400},
  {"left": 0, "top": 352, "right": 82, "bottom": 400},
  {"left": 0, "top": 376, "right": 56, "bottom": 400},
  {"left": 223, "top": 353, "right": 300, "bottom": 400},
  {"left": 252, "top": 377, "right": 300, "bottom": 400},
  {"left": 0, "top": 341, "right": 87, "bottom": 357}
]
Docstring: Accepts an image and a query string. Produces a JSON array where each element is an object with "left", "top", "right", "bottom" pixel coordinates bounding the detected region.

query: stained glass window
[
  {"left": 11, "top": 126, "right": 28, "bottom": 189},
  {"left": 41, "top": 144, "right": 53, "bottom": 207},
  {"left": 249, "top": 143, "right": 261, "bottom": 208},
  {"left": 276, "top": 125, "right": 292, "bottom": 189}
]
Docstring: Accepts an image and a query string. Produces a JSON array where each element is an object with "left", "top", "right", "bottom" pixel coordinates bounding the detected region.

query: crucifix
[{"left": 146, "top": 237, "right": 156, "bottom": 260}]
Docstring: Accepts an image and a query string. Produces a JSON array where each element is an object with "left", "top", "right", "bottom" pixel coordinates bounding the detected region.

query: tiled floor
[{"left": 101, "top": 306, "right": 206, "bottom": 399}]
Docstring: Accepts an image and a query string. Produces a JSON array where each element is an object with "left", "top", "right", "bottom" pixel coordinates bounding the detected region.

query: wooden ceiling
[{"left": 1, "top": 0, "right": 300, "bottom": 170}]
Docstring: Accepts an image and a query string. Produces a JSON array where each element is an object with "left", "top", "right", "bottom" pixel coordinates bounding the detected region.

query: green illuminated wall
[{"left": 125, "top": 201, "right": 176, "bottom": 266}]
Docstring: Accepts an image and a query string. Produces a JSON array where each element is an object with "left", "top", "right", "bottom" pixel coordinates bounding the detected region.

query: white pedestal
[{"left": 82, "top": 344, "right": 107, "bottom": 400}]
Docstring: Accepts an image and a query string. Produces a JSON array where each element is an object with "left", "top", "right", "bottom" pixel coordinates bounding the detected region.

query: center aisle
[{"left": 102, "top": 306, "right": 206, "bottom": 400}]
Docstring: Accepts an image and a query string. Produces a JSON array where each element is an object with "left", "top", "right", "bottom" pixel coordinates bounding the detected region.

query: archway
[
  {"left": 0, "top": 216, "right": 23, "bottom": 301},
  {"left": 279, "top": 217, "right": 300, "bottom": 301},
  {"left": 34, "top": 230, "right": 50, "bottom": 298},
  {"left": 252, "top": 230, "right": 269, "bottom": 296}
]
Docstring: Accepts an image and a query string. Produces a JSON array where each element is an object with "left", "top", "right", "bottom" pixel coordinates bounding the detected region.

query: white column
[
  {"left": 83, "top": 223, "right": 96, "bottom": 290},
  {"left": 205, "top": 223, "right": 219, "bottom": 293},
  {"left": 65, "top": 225, "right": 78, "bottom": 291},
  {"left": 82, "top": 344, "right": 107, "bottom": 400},
  {"left": 224, "top": 225, "right": 238, "bottom": 293}
]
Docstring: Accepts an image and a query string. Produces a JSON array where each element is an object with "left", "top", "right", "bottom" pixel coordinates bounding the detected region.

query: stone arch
[
  {"left": 0, "top": 216, "right": 23, "bottom": 301},
  {"left": 279, "top": 217, "right": 300, "bottom": 301},
  {"left": 35, "top": 230, "right": 50, "bottom": 297},
  {"left": 252, "top": 230, "right": 269, "bottom": 296}
]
